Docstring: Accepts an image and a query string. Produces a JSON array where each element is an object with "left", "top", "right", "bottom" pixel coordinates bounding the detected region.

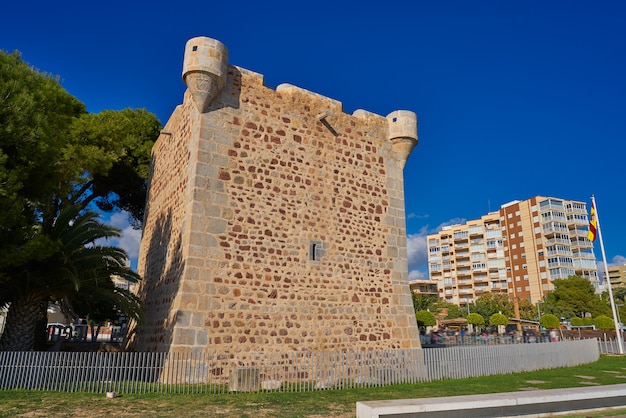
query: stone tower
[{"left": 130, "top": 36, "right": 421, "bottom": 355}]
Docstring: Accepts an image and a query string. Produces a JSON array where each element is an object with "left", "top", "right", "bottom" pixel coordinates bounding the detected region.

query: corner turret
[
  {"left": 387, "top": 110, "right": 418, "bottom": 168},
  {"left": 182, "top": 37, "right": 229, "bottom": 112}
]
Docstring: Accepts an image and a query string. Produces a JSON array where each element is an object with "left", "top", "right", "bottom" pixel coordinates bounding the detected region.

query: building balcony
[
  {"left": 568, "top": 218, "right": 588, "bottom": 227},
  {"left": 549, "top": 268, "right": 575, "bottom": 280},
  {"left": 548, "top": 261, "right": 574, "bottom": 269},
  {"left": 573, "top": 259, "right": 597, "bottom": 269},
  {"left": 569, "top": 229, "right": 588, "bottom": 238},
  {"left": 545, "top": 237, "right": 571, "bottom": 246},
  {"left": 543, "top": 225, "right": 569, "bottom": 234},
  {"left": 571, "top": 238, "right": 593, "bottom": 248},
  {"left": 546, "top": 249, "right": 573, "bottom": 257},
  {"left": 565, "top": 205, "right": 587, "bottom": 214},
  {"left": 542, "top": 214, "right": 567, "bottom": 222},
  {"left": 539, "top": 201, "right": 565, "bottom": 212}
]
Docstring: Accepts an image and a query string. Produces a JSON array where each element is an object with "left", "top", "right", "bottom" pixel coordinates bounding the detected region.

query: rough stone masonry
[{"left": 129, "top": 36, "right": 421, "bottom": 355}]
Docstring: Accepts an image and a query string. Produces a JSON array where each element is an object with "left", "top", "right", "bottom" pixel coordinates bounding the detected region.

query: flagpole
[{"left": 592, "top": 195, "right": 624, "bottom": 355}]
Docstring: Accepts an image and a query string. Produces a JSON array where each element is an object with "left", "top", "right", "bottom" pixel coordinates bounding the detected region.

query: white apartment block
[{"left": 427, "top": 196, "right": 599, "bottom": 308}]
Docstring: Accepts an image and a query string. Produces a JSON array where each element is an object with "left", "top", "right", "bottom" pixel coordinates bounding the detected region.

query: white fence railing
[
  {"left": 597, "top": 338, "right": 625, "bottom": 355},
  {"left": 0, "top": 339, "right": 599, "bottom": 394}
]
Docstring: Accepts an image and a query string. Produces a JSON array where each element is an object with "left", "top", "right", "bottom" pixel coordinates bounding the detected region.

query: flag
[{"left": 587, "top": 201, "right": 597, "bottom": 242}]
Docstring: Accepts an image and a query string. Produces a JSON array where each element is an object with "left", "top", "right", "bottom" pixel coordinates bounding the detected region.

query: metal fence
[
  {"left": 597, "top": 337, "right": 625, "bottom": 355},
  {"left": 0, "top": 338, "right": 599, "bottom": 395}
]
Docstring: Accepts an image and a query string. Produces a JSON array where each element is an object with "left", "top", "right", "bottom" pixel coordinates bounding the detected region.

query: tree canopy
[
  {"left": 411, "top": 293, "right": 437, "bottom": 312},
  {"left": 517, "top": 298, "right": 538, "bottom": 321},
  {"left": 466, "top": 313, "right": 485, "bottom": 327},
  {"left": 539, "top": 313, "right": 560, "bottom": 329},
  {"left": 543, "top": 276, "right": 609, "bottom": 319},
  {"left": 0, "top": 50, "right": 160, "bottom": 350},
  {"left": 474, "top": 293, "right": 513, "bottom": 319},
  {"left": 594, "top": 315, "right": 615, "bottom": 330},
  {"left": 432, "top": 301, "right": 464, "bottom": 319},
  {"left": 488, "top": 312, "right": 508, "bottom": 327},
  {"left": 415, "top": 310, "right": 437, "bottom": 328}
]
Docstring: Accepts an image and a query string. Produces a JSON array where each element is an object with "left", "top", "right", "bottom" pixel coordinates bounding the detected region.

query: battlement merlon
[{"left": 181, "top": 36, "right": 418, "bottom": 165}]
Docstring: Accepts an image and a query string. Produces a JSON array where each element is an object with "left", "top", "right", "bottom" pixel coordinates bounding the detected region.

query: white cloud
[
  {"left": 408, "top": 269, "right": 427, "bottom": 281},
  {"left": 407, "top": 225, "right": 431, "bottom": 268},
  {"left": 597, "top": 254, "right": 626, "bottom": 279},
  {"left": 95, "top": 211, "right": 141, "bottom": 270},
  {"left": 407, "top": 213, "right": 430, "bottom": 220},
  {"left": 611, "top": 255, "right": 626, "bottom": 266},
  {"left": 406, "top": 217, "right": 466, "bottom": 272}
]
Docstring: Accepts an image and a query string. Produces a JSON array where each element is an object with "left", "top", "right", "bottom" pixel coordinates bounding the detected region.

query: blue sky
[{"left": 3, "top": 1, "right": 625, "bottom": 278}]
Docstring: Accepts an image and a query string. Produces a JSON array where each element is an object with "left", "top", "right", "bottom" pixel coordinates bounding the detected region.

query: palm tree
[{"left": 0, "top": 205, "right": 141, "bottom": 351}]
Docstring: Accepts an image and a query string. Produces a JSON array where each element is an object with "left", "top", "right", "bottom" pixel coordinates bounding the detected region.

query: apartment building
[
  {"left": 606, "top": 264, "right": 626, "bottom": 287},
  {"left": 427, "top": 196, "right": 598, "bottom": 308}
]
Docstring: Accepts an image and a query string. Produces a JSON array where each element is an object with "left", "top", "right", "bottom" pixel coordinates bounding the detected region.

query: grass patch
[{"left": 1, "top": 355, "right": 626, "bottom": 417}]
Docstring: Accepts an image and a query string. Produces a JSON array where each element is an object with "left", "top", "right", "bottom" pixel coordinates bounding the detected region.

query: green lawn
[{"left": 1, "top": 355, "right": 626, "bottom": 417}]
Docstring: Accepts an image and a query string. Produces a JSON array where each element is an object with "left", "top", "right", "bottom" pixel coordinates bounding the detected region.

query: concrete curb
[{"left": 356, "top": 383, "right": 626, "bottom": 417}]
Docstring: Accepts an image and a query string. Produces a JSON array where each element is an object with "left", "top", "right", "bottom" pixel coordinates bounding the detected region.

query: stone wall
[{"left": 130, "top": 37, "right": 421, "bottom": 355}]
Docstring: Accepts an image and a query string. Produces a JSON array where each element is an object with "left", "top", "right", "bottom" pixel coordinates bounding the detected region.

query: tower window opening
[{"left": 310, "top": 241, "right": 324, "bottom": 262}]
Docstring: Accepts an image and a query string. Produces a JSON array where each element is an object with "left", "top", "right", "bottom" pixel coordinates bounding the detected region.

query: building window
[{"left": 310, "top": 241, "right": 324, "bottom": 262}]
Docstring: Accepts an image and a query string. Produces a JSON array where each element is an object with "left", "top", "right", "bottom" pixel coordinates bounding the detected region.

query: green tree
[
  {"left": 411, "top": 293, "right": 436, "bottom": 312},
  {"left": 488, "top": 313, "right": 508, "bottom": 327},
  {"left": 467, "top": 313, "right": 485, "bottom": 334},
  {"left": 611, "top": 286, "right": 626, "bottom": 304},
  {"left": 474, "top": 293, "right": 513, "bottom": 319},
  {"left": 544, "top": 276, "right": 609, "bottom": 319},
  {"left": 517, "top": 298, "right": 538, "bottom": 321},
  {"left": 0, "top": 51, "right": 159, "bottom": 350},
  {"left": 0, "top": 205, "right": 141, "bottom": 351},
  {"left": 415, "top": 310, "right": 437, "bottom": 328},
  {"left": 540, "top": 313, "right": 560, "bottom": 329},
  {"left": 570, "top": 316, "right": 584, "bottom": 326},
  {"left": 0, "top": 51, "right": 85, "bottom": 264},
  {"left": 432, "top": 301, "right": 464, "bottom": 319},
  {"left": 594, "top": 315, "right": 615, "bottom": 330},
  {"left": 67, "top": 108, "right": 159, "bottom": 227},
  {"left": 0, "top": 51, "right": 159, "bottom": 234}
]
